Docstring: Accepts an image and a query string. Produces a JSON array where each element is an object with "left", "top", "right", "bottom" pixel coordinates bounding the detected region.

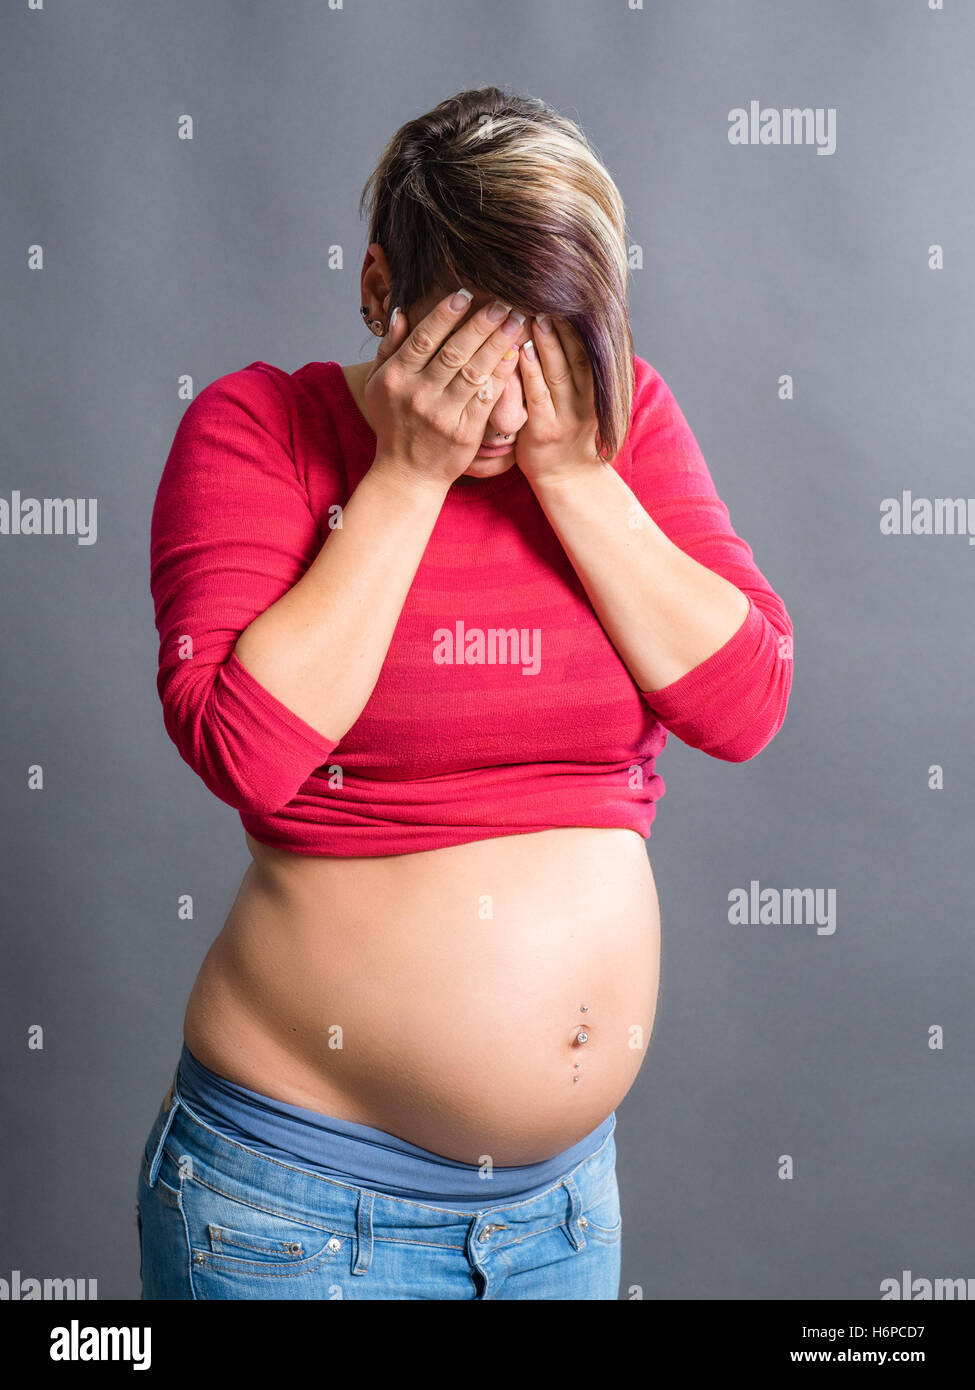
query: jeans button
[
  {"left": 579, "top": 1217, "right": 589, "bottom": 1228},
  {"left": 327, "top": 1237, "right": 342, "bottom": 1252}
]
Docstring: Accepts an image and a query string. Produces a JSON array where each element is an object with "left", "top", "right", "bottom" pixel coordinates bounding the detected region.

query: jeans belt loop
[
  {"left": 353, "top": 1189, "right": 374, "bottom": 1275},
  {"left": 561, "top": 1173, "right": 587, "bottom": 1250}
]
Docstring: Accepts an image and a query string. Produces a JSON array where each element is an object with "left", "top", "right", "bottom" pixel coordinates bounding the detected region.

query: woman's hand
[
  {"left": 364, "top": 290, "right": 525, "bottom": 491},
  {"left": 515, "top": 316, "right": 603, "bottom": 486}
]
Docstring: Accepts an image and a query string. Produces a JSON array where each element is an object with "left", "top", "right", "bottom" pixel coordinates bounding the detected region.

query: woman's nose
[{"left": 485, "top": 363, "right": 528, "bottom": 439}]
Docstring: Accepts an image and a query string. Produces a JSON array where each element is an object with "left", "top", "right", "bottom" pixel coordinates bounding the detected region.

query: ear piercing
[{"left": 360, "top": 305, "right": 385, "bottom": 335}]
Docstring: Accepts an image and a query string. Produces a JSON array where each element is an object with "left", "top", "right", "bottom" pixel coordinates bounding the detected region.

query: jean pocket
[
  {"left": 205, "top": 1221, "right": 333, "bottom": 1265},
  {"left": 182, "top": 1182, "right": 348, "bottom": 1288},
  {"left": 579, "top": 1172, "right": 622, "bottom": 1245}
]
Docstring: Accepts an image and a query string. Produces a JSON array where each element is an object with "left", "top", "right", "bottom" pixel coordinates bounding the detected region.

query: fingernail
[
  {"left": 486, "top": 299, "right": 512, "bottom": 323},
  {"left": 388, "top": 306, "right": 399, "bottom": 332},
  {"left": 535, "top": 313, "right": 553, "bottom": 334},
  {"left": 450, "top": 287, "right": 474, "bottom": 311},
  {"left": 501, "top": 309, "right": 526, "bottom": 336},
  {"left": 522, "top": 339, "right": 536, "bottom": 361}
]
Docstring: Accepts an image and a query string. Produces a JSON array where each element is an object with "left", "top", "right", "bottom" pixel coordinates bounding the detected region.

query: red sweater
[{"left": 149, "top": 356, "right": 793, "bottom": 856}]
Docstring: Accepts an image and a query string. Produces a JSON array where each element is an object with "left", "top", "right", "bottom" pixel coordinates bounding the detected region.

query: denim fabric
[{"left": 136, "top": 1068, "right": 623, "bottom": 1300}]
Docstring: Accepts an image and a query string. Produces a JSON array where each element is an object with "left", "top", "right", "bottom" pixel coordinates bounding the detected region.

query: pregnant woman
[{"left": 137, "top": 86, "right": 793, "bottom": 1301}]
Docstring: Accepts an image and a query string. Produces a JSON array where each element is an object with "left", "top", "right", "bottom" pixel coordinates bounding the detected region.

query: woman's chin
[{"left": 461, "top": 450, "right": 517, "bottom": 479}]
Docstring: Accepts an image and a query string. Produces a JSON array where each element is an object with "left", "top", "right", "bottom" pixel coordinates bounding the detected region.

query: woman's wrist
[{"left": 367, "top": 452, "right": 453, "bottom": 508}]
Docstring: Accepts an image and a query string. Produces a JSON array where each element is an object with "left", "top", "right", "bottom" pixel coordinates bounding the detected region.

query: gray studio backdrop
[{"left": 3, "top": 0, "right": 972, "bottom": 1301}]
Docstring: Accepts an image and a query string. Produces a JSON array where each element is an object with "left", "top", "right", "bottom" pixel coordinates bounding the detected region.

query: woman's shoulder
[
  {"left": 163, "top": 358, "right": 366, "bottom": 508},
  {"left": 630, "top": 353, "right": 679, "bottom": 416},
  {"left": 183, "top": 359, "right": 296, "bottom": 426},
  {"left": 191, "top": 358, "right": 340, "bottom": 410},
  {"left": 219, "top": 359, "right": 369, "bottom": 442},
  {"left": 627, "top": 353, "right": 705, "bottom": 451},
  {"left": 183, "top": 358, "right": 357, "bottom": 450}
]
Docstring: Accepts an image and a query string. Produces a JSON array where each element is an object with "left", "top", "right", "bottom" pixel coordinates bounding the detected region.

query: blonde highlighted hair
[{"left": 358, "top": 86, "right": 634, "bottom": 462}]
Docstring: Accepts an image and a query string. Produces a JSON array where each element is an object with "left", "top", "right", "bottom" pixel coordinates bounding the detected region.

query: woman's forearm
[
  {"left": 233, "top": 456, "right": 450, "bottom": 741},
  {"left": 529, "top": 461, "right": 751, "bottom": 692}
]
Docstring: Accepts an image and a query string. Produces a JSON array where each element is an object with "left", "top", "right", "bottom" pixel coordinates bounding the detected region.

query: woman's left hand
[{"left": 514, "top": 315, "right": 603, "bottom": 486}]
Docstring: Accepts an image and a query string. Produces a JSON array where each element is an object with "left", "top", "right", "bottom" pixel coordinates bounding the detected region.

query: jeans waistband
[
  {"left": 144, "top": 1051, "right": 617, "bottom": 1224},
  {"left": 169, "top": 1044, "right": 615, "bottom": 1210}
]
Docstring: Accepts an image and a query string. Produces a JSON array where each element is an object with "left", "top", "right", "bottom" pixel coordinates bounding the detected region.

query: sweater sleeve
[
  {"left": 149, "top": 364, "right": 341, "bottom": 814},
  {"left": 625, "top": 359, "right": 794, "bottom": 762}
]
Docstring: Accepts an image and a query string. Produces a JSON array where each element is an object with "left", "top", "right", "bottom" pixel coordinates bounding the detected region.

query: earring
[{"left": 361, "top": 305, "right": 385, "bottom": 335}]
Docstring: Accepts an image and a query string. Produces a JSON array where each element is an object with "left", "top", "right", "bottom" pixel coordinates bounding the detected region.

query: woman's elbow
[
  {"left": 159, "top": 675, "right": 314, "bottom": 817},
  {"left": 704, "top": 672, "right": 793, "bottom": 763}
]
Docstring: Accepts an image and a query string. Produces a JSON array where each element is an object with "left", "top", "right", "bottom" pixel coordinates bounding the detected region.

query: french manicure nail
[
  {"left": 450, "top": 287, "right": 474, "bottom": 311},
  {"left": 535, "top": 313, "right": 553, "bottom": 334}
]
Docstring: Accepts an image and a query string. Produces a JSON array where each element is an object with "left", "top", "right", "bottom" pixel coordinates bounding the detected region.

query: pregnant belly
[{"left": 183, "top": 827, "right": 661, "bottom": 1165}]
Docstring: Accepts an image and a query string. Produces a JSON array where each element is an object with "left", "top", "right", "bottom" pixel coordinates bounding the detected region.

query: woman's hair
[{"left": 358, "top": 86, "right": 634, "bottom": 462}]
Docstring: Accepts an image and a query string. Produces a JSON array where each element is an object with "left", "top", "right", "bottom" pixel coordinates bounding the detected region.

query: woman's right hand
[{"left": 363, "top": 289, "right": 527, "bottom": 489}]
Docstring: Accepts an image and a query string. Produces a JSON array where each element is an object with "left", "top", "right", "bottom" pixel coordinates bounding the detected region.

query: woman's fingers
[
  {"left": 391, "top": 289, "right": 472, "bottom": 377},
  {"left": 448, "top": 307, "right": 527, "bottom": 403},
  {"left": 392, "top": 290, "right": 500, "bottom": 380},
  {"left": 551, "top": 317, "right": 596, "bottom": 407},
  {"left": 392, "top": 289, "right": 525, "bottom": 402},
  {"left": 370, "top": 304, "right": 409, "bottom": 376},
  {"left": 528, "top": 314, "right": 574, "bottom": 412},
  {"left": 458, "top": 340, "right": 523, "bottom": 431},
  {"left": 517, "top": 335, "right": 554, "bottom": 414}
]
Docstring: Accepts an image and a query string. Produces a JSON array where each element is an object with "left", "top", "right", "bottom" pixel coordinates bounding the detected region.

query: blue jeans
[{"left": 136, "top": 1078, "right": 622, "bottom": 1300}]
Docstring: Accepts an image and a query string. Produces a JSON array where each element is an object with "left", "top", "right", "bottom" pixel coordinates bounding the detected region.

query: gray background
[{"left": 2, "top": 0, "right": 972, "bottom": 1300}]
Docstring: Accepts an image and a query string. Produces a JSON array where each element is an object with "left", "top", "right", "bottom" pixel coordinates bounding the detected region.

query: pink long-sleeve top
[{"left": 149, "top": 355, "right": 794, "bottom": 856}]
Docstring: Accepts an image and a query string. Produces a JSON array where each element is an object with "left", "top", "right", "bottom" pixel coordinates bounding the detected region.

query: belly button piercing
[
  {"left": 580, "top": 1005, "right": 589, "bottom": 1012},
  {"left": 575, "top": 1030, "right": 589, "bottom": 1045}
]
